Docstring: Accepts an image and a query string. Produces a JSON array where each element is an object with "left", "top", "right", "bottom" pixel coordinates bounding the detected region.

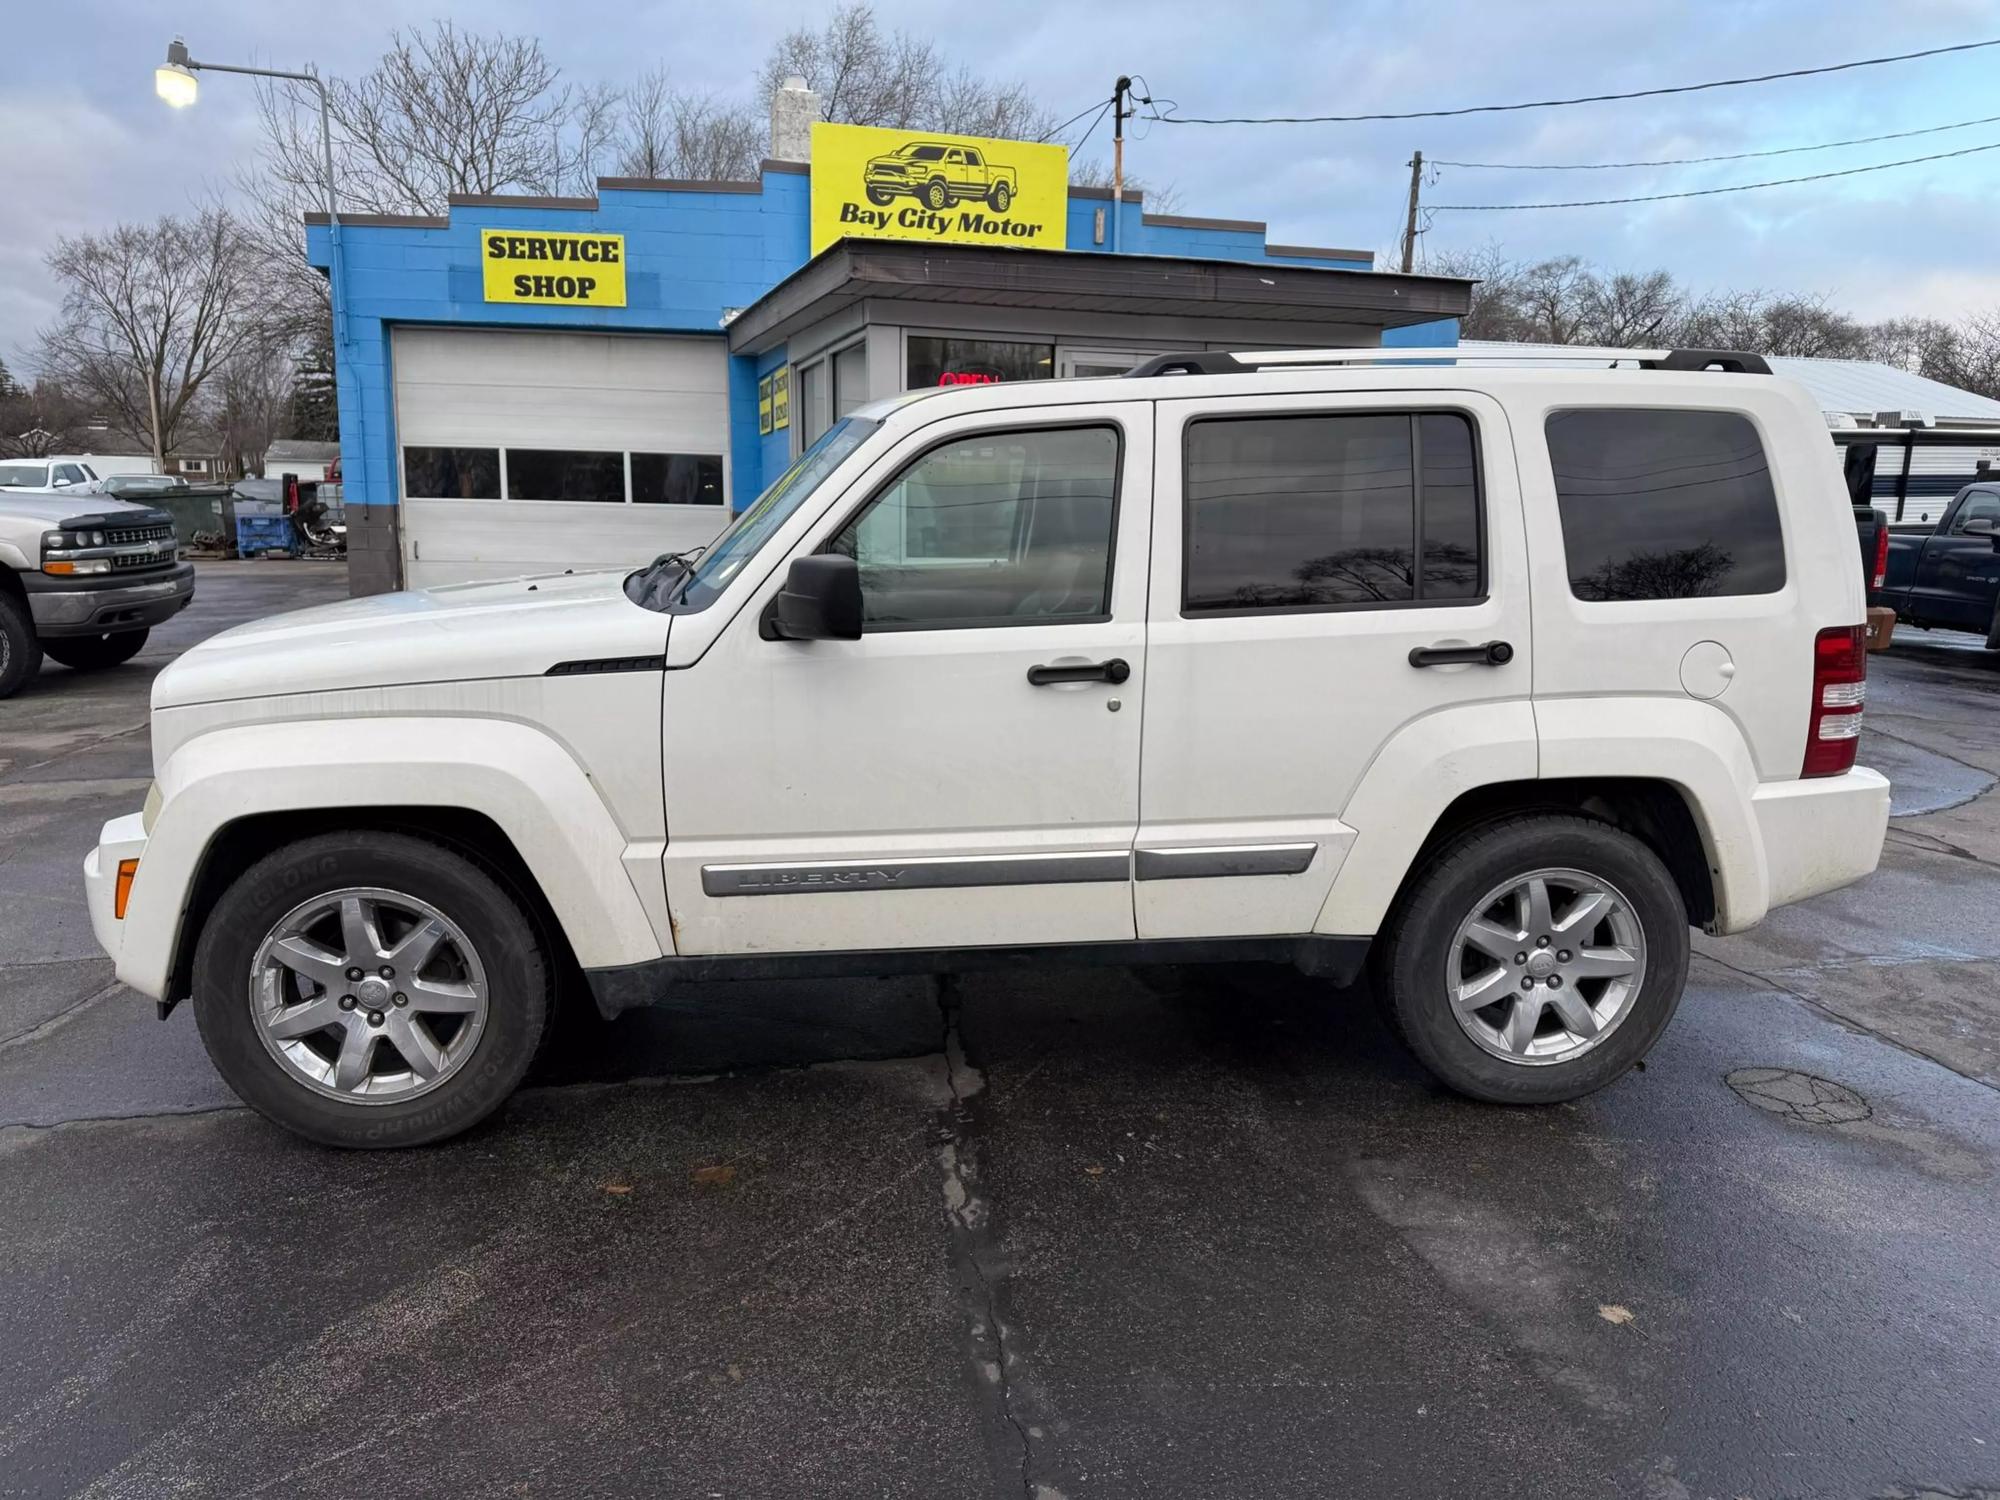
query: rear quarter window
[{"left": 1545, "top": 408, "right": 1786, "bottom": 602}]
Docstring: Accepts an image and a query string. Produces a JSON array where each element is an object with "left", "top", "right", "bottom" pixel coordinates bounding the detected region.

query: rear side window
[
  {"left": 1546, "top": 408, "right": 1786, "bottom": 602},
  {"left": 1183, "top": 411, "right": 1483, "bottom": 612}
]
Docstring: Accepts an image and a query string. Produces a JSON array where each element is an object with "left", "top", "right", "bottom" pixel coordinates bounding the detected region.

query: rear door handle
[
  {"left": 1027, "top": 657, "right": 1131, "bottom": 686},
  {"left": 1409, "top": 640, "right": 1514, "bottom": 668}
]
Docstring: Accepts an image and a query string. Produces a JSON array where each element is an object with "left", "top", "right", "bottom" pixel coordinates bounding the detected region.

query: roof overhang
[{"left": 724, "top": 239, "right": 1473, "bottom": 356}]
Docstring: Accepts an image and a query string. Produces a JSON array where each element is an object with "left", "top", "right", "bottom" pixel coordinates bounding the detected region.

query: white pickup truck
[
  {"left": 1, "top": 488, "right": 195, "bottom": 696},
  {"left": 85, "top": 346, "right": 1889, "bottom": 1147}
]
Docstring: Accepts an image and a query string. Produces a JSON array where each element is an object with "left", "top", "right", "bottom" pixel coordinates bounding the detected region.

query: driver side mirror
[
  {"left": 1962, "top": 516, "right": 1998, "bottom": 536},
  {"left": 762, "top": 554, "right": 863, "bottom": 641}
]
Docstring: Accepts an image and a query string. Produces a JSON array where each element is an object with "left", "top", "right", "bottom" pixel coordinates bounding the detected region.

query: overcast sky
[{"left": 8, "top": 0, "right": 2000, "bottom": 368}]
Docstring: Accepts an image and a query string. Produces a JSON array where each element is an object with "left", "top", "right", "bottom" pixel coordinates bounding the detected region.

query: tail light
[
  {"left": 1870, "top": 525, "right": 1890, "bottom": 590},
  {"left": 1803, "top": 624, "right": 1867, "bottom": 778}
]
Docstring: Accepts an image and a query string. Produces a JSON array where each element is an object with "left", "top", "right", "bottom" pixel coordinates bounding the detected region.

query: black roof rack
[{"left": 1122, "top": 347, "right": 1772, "bottom": 378}]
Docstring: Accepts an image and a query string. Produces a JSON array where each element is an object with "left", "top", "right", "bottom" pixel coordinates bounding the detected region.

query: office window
[
  {"left": 829, "top": 425, "right": 1120, "bottom": 628},
  {"left": 907, "top": 336, "right": 1055, "bottom": 390},
  {"left": 403, "top": 446, "right": 500, "bottom": 500},
  {"left": 505, "top": 449, "right": 624, "bottom": 503},
  {"left": 1183, "top": 411, "right": 1483, "bottom": 612},
  {"left": 1547, "top": 408, "right": 1785, "bottom": 601},
  {"left": 632, "top": 453, "right": 724, "bottom": 505}
]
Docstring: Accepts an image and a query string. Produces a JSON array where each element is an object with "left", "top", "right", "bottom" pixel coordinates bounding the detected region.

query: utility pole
[
  {"left": 1400, "top": 149, "right": 1424, "bottom": 273},
  {"left": 1111, "top": 75, "right": 1131, "bottom": 253}
]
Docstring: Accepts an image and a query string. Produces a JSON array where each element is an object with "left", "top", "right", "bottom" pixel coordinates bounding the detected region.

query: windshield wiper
[{"left": 625, "top": 547, "right": 705, "bottom": 610}]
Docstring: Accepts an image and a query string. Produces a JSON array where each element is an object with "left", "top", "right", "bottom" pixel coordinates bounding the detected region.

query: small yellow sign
[
  {"left": 770, "top": 367, "right": 790, "bottom": 431},
  {"left": 810, "top": 123, "right": 1068, "bottom": 256},
  {"left": 757, "top": 374, "right": 775, "bottom": 435},
  {"left": 481, "top": 229, "right": 627, "bottom": 306}
]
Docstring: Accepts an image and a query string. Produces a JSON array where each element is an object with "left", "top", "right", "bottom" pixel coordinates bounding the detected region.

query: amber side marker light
[{"left": 114, "top": 859, "right": 140, "bottom": 920}]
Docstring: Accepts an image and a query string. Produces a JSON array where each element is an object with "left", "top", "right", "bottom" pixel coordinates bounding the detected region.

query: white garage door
[{"left": 392, "top": 328, "right": 733, "bottom": 588}]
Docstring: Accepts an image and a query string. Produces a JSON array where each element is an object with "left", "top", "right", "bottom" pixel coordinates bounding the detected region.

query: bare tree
[
  {"left": 1583, "top": 270, "right": 1679, "bottom": 347},
  {"left": 0, "top": 379, "right": 96, "bottom": 459},
  {"left": 204, "top": 340, "right": 295, "bottom": 480},
  {"left": 38, "top": 208, "right": 256, "bottom": 471},
  {"left": 759, "top": 4, "right": 1056, "bottom": 139},
  {"left": 616, "top": 69, "right": 763, "bottom": 181},
  {"left": 1067, "top": 159, "right": 1183, "bottom": 215}
]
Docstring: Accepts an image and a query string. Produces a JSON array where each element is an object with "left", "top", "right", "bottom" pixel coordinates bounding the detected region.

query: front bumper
[
  {"left": 24, "top": 562, "right": 195, "bottom": 637},
  {"left": 1749, "top": 765, "right": 1891, "bottom": 915},
  {"left": 84, "top": 811, "right": 150, "bottom": 982}
]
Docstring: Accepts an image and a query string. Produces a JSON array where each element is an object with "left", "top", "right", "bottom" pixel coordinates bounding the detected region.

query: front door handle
[
  {"left": 1027, "top": 657, "right": 1131, "bottom": 686},
  {"left": 1409, "top": 640, "right": 1514, "bottom": 669}
]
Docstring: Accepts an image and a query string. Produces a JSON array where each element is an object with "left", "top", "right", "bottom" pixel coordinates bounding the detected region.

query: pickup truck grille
[
  {"left": 110, "top": 548, "right": 174, "bottom": 571},
  {"left": 100, "top": 522, "right": 176, "bottom": 549}
]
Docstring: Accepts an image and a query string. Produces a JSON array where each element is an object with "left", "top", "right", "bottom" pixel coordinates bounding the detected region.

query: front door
[
  {"left": 661, "top": 402, "right": 1153, "bottom": 957},
  {"left": 1136, "top": 390, "right": 1532, "bottom": 939},
  {"left": 1910, "top": 486, "right": 2000, "bottom": 631}
]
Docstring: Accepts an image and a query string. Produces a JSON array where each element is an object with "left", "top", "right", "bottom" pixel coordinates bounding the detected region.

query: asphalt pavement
[{"left": 2, "top": 563, "right": 1997, "bottom": 1498}]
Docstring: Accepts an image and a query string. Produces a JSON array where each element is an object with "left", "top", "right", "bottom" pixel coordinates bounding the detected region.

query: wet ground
[{"left": 2, "top": 564, "right": 1997, "bottom": 1498}]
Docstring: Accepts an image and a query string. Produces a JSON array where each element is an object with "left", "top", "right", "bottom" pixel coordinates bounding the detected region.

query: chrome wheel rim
[
  {"left": 249, "top": 887, "right": 489, "bottom": 1104},
  {"left": 1446, "top": 867, "right": 1646, "bottom": 1067}
]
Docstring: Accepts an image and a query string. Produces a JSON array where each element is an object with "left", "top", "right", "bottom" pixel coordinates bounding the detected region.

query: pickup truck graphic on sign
[{"left": 864, "top": 142, "right": 1018, "bottom": 213}]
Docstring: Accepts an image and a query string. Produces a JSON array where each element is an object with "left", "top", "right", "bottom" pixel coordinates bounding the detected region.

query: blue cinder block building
[{"left": 306, "top": 100, "right": 1470, "bottom": 595}]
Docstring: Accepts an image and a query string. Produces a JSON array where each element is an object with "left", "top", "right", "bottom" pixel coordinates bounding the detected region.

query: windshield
[
  {"left": 0, "top": 463, "right": 49, "bottom": 487},
  {"left": 653, "top": 417, "right": 877, "bottom": 613},
  {"left": 900, "top": 144, "right": 947, "bottom": 161}
]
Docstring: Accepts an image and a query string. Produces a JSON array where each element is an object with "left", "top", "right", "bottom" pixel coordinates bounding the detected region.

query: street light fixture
[{"left": 154, "top": 35, "right": 368, "bottom": 549}]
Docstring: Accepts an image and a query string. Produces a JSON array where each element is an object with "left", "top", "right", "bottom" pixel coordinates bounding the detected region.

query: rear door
[{"left": 1136, "top": 390, "right": 1531, "bottom": 939}]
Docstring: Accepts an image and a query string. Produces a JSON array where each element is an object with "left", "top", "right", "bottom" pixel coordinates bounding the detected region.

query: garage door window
[
  {"left": 633, "top": 453, "right": 724, "bottom": 505},
  {"left": 404, "top": 447, "right": 500, "bottom": 499},
  {"left": 507, "top": 449, "right": 624, "bottom": 504}
]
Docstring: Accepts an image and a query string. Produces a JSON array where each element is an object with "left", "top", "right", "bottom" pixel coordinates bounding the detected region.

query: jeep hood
[{"left": 154, "top": 569, "right": 670, "bottom": 709}]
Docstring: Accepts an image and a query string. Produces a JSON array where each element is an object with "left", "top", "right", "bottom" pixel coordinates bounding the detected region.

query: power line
[
  {"left": 1070, "top": 99, "right": 1115, "bottom": 158},
  {"left": 1040, "top": 98, "right": 1113, "bottom": 143},
  {"left": 1433, "top": 111, "right": 2000, "bottom": 169},
  {"left": 1430, "top": 136, "right": 2000, "bottom": 209},
  {"left": 1154, "top": 36, "right": 2000, "bottom": 125}
]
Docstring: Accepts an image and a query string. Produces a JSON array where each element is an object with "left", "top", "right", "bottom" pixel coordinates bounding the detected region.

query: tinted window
[
  {"left": 1184, "top": 412, "right": 1483, "bottom": 612},
  {"left": 507, "top": 449, "right": 623, "bottom": 503},
  {"left": 1546, "top": 408, "right": 1785, "bottom": 602},
  {"left": 907, "top": 337, "right": 1054, "bottom": 390},
  {"left": 829, "top": 425, "right": 1119, "bottom": 628},
  {"left": 403, "top": 447, "right": 499, "bottom": 499},
  {"left": 632, "top": 453, "right": 723, "bottom": 505},
  {"left": 1952, "top": 489, "right": 2000, "bottom": 533}
]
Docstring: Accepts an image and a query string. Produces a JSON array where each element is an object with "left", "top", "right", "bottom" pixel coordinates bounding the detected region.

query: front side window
[
  {"left": 1546, "top": 408, "right": 1786, "bottom": 602},
  {"left": 1952, "top": 488, "right": 2000, "bottom": 533},
  {"left": 828, "top": 425, "right": 1120, "bottom": 629},
  {"left": 507, "top": 449, "right": 623, "bottom": 503},
  {"left": 403, "top": 447, "right": 499, "bottom": 499},
  {"left": 1184, "top": 411, "right": 1484, "bottom": 613}
]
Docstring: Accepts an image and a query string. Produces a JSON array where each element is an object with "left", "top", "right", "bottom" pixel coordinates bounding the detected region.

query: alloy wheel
[
  {"left": 248, "top": 886, "right": 490, "bottom": 1103},
  {"left": 1446, "top": 867, "right": 1646, "bottom": 1066}
]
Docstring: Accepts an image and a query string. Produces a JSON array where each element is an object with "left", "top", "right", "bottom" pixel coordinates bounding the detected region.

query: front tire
[
  {"left": 867, "top": 185, "right": 895, "bottom": 206},
  {"left": 1985, "top": 595, "right": 2000, "bottom": 651},
  {"left": 192, "top": 832, "right": 550, "bottom": 1148},
  {"left": 0, "top": 592, "right": 42, "bottom": 698},
  {"left": 1375, "top": 814, "right": 1689, "bottom": 1104},
  {"left": 43, "top": 628, "right": 148, "bottom": 671},
  {"left": 925, "top": 178, "right": 950, "bottom": 211}
]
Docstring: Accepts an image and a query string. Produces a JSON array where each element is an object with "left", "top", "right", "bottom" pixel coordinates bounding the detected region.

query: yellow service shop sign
[
  {"left": 810, "top": 123, "right": 1068, "bottom": 256},
  {"left": 481, "top": 230, "right": 627, "bottom": 307}
]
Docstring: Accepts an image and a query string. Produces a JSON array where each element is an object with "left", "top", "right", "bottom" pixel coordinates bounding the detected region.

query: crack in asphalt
[
  {"left": 933, "top": 976, "right": 1042, "bottom": 1500},
  {"left": 1691, "top": 949, "right": 2000, "bottom": 1095},
  {"left": 0, "top": 978, "right": 124, "bottom": 1052}
]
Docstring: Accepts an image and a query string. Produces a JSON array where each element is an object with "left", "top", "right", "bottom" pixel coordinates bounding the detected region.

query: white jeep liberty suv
[{"left": 85, "top": 347, "right": 1890, "bottom": 1147}]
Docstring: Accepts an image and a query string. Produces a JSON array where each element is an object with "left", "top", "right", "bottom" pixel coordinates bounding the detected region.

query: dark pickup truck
[
  {"left": 1837, "top": 429, "right": 2000, "bottom": 650},
  {"left": 1872, "top": 484, "right": 2000, "bottom": 648}
]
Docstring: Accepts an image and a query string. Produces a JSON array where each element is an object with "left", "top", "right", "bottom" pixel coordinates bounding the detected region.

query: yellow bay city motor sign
[
  {"left": 810, "top": 123, "right": 1068, "bottom": 256},
  {"left": 481, "top": 229, "right": 627, "bottom": 307}
]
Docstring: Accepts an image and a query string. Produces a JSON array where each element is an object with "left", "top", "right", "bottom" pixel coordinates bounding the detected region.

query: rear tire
[
  {"left": 0, "top": 592, "right": 42, "bottom": 698},
  {"left": 989, "top": 180, "right": 1011, "bottom": 212},
  {"left": 192, "top": 831, "right": 550, "bottom": 1148},
  {"left": 1375, "top": 814, "right": 1689, "bottom": 1104},
  {"left": 43, "top": 628, "right": 148, "bottom": 671}
]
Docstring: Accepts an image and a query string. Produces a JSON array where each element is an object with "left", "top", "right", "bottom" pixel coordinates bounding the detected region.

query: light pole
[{"left": 157, "top": 36, "right": 363, "bottom": 510}]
